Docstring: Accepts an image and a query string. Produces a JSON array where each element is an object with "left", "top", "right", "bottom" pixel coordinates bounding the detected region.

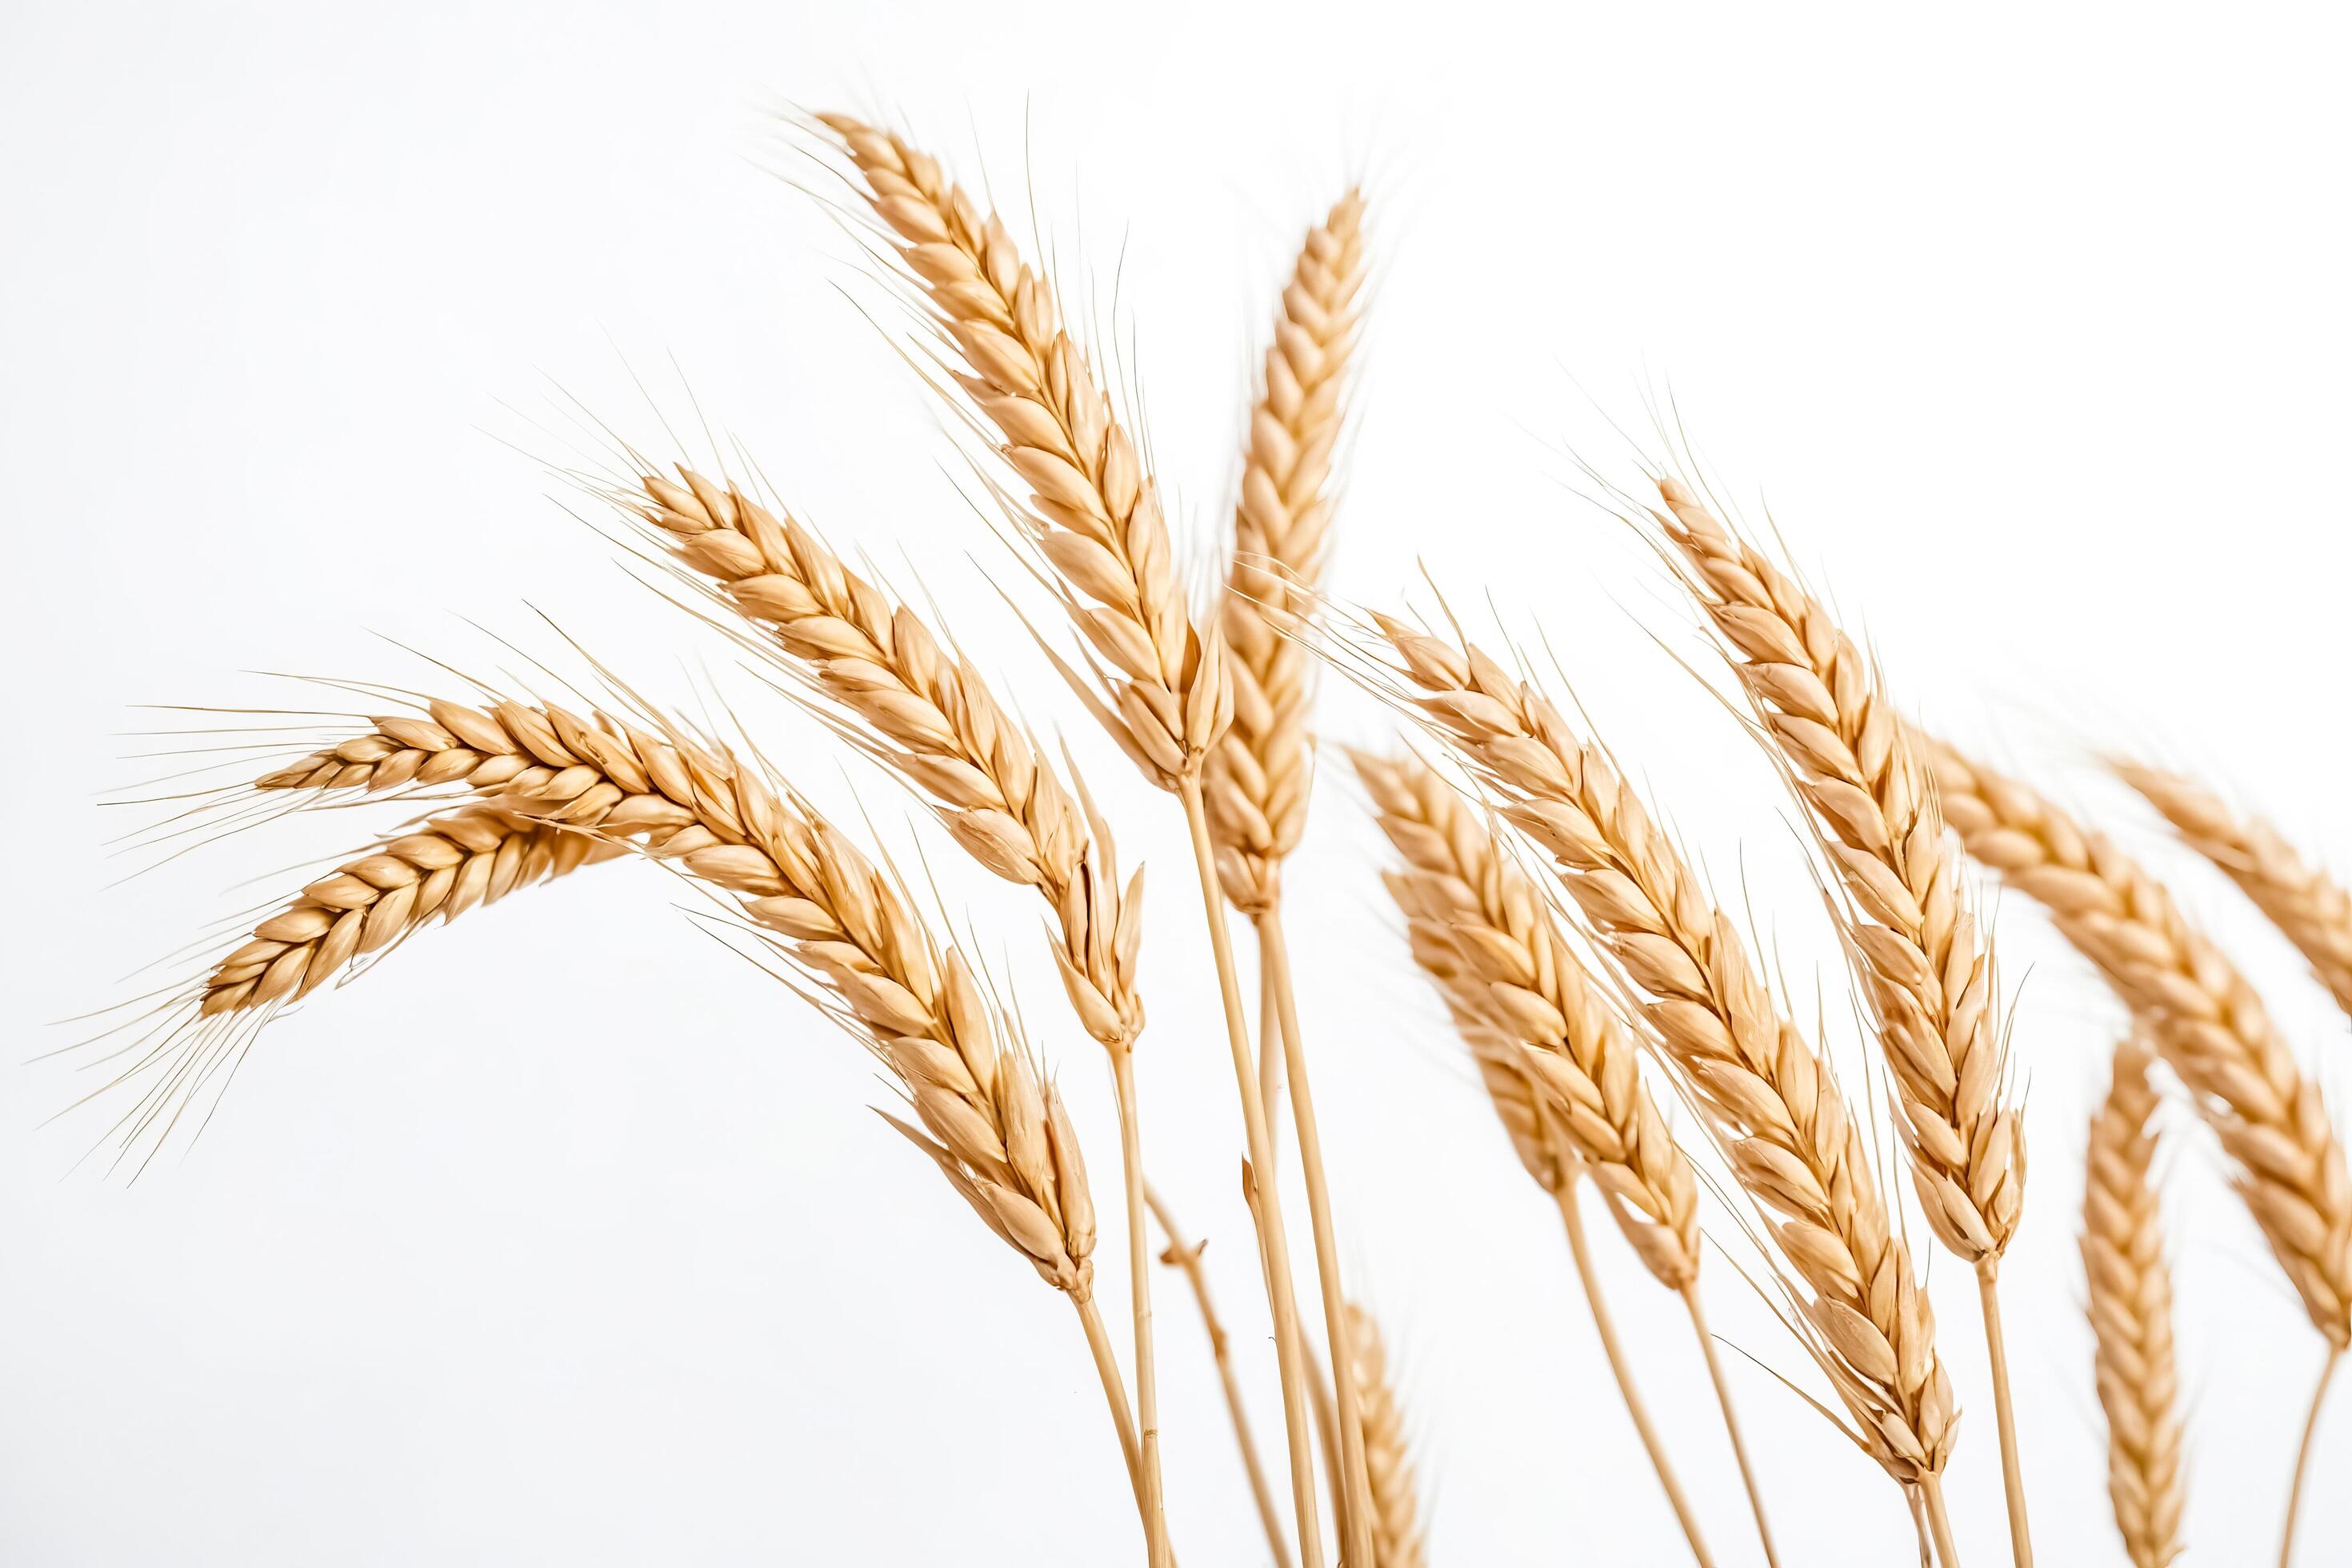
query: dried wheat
[
  {"left": 1364, "top": 614, "right": 1958, "bottom": 1488},
  {"left": 1207, "top": 191, "right": 1366, "bottom": 914},
  {"left": 818, "top": 114, "right": 1228, "bottom": 789},
  {"left": 1342, "top": 1302, "right": 1425, "bottom": 1568},
  {"left": 2115, "top": 762, "right": 2352, "bottom": 1022},
  {"left": 2083, "top": 1038, "right": 2184, "bottom": 1568},
  {"left": 1923, "top": 736, "right": 2352, "bottom": 1346}
]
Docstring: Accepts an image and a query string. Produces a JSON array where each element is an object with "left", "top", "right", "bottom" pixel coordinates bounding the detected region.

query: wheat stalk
[
  {"left": 1645, "top": 476, "right": 2030, "bottom": 1562},
  {"left": 1358, "top": 614, "right": 1959, "bottom": 1515},
  {"left": 2083, "top": 1038, "right": 2184, "bottom": 1568},
  {"left": 1206, "top": 190, "right": 1366, "bottom": 916},
  {"left": 819, "top": 110, "right": 1334, "bottom": 1567},
  {"left": 1358, "top": 746, "right": 1782, "bottom": 1565},
  {"left": 1922, "top": 737, "right": 2352, "bottom": 1346},
  {"left": 1341, "top": 1302, "right": 1425, "bottom": 1568},
  {"left": 2114, "top": 761, "right": 2352, "bottom": 1022}
]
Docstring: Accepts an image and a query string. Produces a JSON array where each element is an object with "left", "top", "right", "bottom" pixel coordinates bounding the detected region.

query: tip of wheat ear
[
  {"left": 814, "top": 112, "right": 1230, "bottom": 789},
  {"left": 1342, "top": 1301, "right": 1426, "bottom": 1568}
]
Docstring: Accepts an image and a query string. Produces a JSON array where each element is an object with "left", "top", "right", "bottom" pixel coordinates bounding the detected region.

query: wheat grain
[
  {"left": 1924, "top": 736, "right": 2352, "bottom": 1346},
  {"left": 1206, "top": 190, "right": 1366, "bottom": 914},
  {"left": 817, "top": 114, "right": 1229, "bottom": 790},
  {"left": 1342, "top": 1302, "right": 1425, "bottom": 1568},
  {"left": 2115, "top": 761, "right": 2352, "bottom": 1022},
  {"left": 2083, "top": 1038, "right": 2184, "bottom": 1568},
  {"left": 201, "top": 805, "right": 620, "bottom": 1016},
  {"left": 1362, "top": 614, "right": 1958, "bottom": 1486}
]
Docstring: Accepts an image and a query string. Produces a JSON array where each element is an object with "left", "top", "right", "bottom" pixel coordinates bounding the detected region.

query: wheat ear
[
  {"left": 819, "top": 110, "right": 1329, "bottom": 1567},
  {"left": 1358, "top": 746, "right": 1781, "bottom": 1565},
  {"left": 1362, "top": 615, "right": 1959, "bottom": 1506},
  {"left": 2083, "top": 1039, "right": 2184, "bottom": 1568},
  {"left": 1340, "top": 1302, "right": 1425, "bottom": 1568},
  {"left": 1647, "top": 477, "right": 2029, "bottom": 1562},
  {"left": 617, "top": 462, "right": 1170, "bottom": 1553},
  {"left": 1206, "top": 189, "right": 1366, "bottom": 916},
  {"left": 1922, "top": 737, "right": 2352, "bottom": 1346},
  {"left": 256, "top": 693, "right": 1178, "bottom": 1531},
  {"left": 2114, "top": 761, "right": 2352, "bottom": 1022}
]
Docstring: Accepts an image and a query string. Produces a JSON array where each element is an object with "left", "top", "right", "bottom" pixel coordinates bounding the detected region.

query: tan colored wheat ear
[
  {"left": 1923, "top": 735, "right": 2352, "bottom": 1346},
  {"left": 2083, "top": 1038, "right": 2185, "bottom": 1568},
  {"left": 1358, "top": 613, "right": 1958, "bottom": 1502},
  {"left": 816, "top": 112, "right": 1229, "bottom": 790},
  {"left": 2114, "top": 760, "right": 2352, "bottom": 1022},
  {"left": 1342, "top": 1302, "right": 1425, "bottom": 1568},
  {"left": 1207, "top": 189, "right": 1367, "bottom": 914}
]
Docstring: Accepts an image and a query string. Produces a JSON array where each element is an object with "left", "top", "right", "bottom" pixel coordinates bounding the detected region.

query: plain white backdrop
[{"left": 6, "top": 2, "right": 2350, "bottom": 1562}]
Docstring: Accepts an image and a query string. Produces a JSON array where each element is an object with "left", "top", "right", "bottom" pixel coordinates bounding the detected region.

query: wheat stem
[
  {"left": 1556, "top": 1178, "right": 1714, "bottom": 1566},
  {"left": 1919, "top": 1474, "right": 1965, "bottom": 1567},
  {"left": 1906, "top": 1487, "right": 1937, "bottom": 1566},
  {"left": 1973, "top": 1262, "right": 2031, "bottom": 1566},
  {"left": 1110, "top": 1049, "right": 1171, "bottom": 1567},
  {"left": 1258, "top": 956, "right": 1286, "bottom": 1169},
  {"left": 1077, "top": 1291, "right": 1147, "bottom": 1508},
  {"left": 1681, "top": 1285, "right": 1780, "bottom": 1568},
  {"left": 1178, "top": 771, "right": 1326, "bottom": 1568},
  {"left": 1258, "top": 908, "right": 1376, "bottom": 1568},
  {"left": 2282, "top": 1346, "right": 2340, "bottom": 1566},
  {"left": 1143, "top": 1186, "right": 1293, "bottom": 1568}
]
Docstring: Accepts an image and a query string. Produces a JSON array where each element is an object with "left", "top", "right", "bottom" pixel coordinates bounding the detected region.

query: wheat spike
[
  {"left": 273, "top": 694, "right": 1097, "bottom": 1294},
  {"left": 1342, "top": 1302, "right": 1426, "bottom": 1568},
  {"left": 618, "top": 464, "right": 1144, "bottom": 1050},
  {"left": 1924, "top": 737, "right": 2352, "bottom": 1343},
  {"left": 1207, "top": 191, "right": 1367, "bottom": 913},
  {"left": 818, "top": 113, "right": 1228, "bottom": 789},
  {"left": 2083, "top": 1038, "right": 2185, "bottom": 1568},
  {"left": 201, "top": 805, "right": 621, "bottom": 1016},
  {"left": 1355, "top": 747, "right": 1699, "bottom": 1283},
  {"left": 2114, "top": 761, "right": 2352, "bottom": 1022},
  {"left": 1365, "top": 614, "right": 1957, "bottom": 1484},
  {"left": 1649, "top": 478, "right": 2021, "bottom": 1266}
]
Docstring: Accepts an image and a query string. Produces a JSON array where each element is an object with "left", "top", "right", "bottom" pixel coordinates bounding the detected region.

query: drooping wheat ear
[
  {"left": 1924, "top": 736, "right": 2352, "bottom": 1345},
  {"left": 2083, "top": 1038, "right": 2185, "bottom": 1568},
  {"left": 1363, "top": 614, "right": 1957, "bottom": 1485},
  {"left": 1206, "top": 190, "right": 1368, "bottom": 913},
  {"left": 619, "top": 464, "right": 1144, "bottom": 1050},
  {"left": 278, "top": 694, "right": 1098, "bottom": 1294},
  {"left": 2114, "top": 761, "right": 2352, "bottom": 1022},
  {"left": 1649, "top": 478, "right": 2022, "bottom": 1266},
  {"left": 1342, "top": 1302, "right": 1426, "bottom": 1568},
  {"left": 1354, "top": 747, "right": 1699, "bottom": 1284},
  {"left": 202, "top": 806, "right": 622, "bottom": 1015},
  {"left": 817, "top": 114, "right": 1229, "bottom": 789}
]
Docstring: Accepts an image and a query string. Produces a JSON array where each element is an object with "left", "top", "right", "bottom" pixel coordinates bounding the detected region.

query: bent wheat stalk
[
  {"left": 819, "top": 111, "right": 1338, "bottom": 1568},
  {"left": 615, "top": 463, "right": 1168, "bottom": 1560},
  {"left": 1358, "top": 746, "right": 1775, "bottom": 1566},
  {"left": 2114, "top": 761, "right": 2352, "bottom": 1022},
  {"left": 2083, "top": 1039, "right": 2184, "bottom": 1568},
  {"left": 1922, "top": 738, "right": 2350, "bottom": 1562},
  {"left": 1360, "top": 614, "right": 1959, "bottom": 1528},
  {"left": 1646, "top": 478, "right": 2028, "bottom": 1564}
]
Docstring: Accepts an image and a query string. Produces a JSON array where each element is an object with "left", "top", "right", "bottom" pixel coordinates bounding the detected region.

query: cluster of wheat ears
[{"left": 89, "top": 111, "right": 2352, "bottom": 1566}]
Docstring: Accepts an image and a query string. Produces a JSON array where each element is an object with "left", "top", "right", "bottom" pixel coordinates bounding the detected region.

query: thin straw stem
[
  {"left": 1908, "top": 1488, "right": 1937, "bottom": 1566},
  {"left": 1554, "top": 1179, "right": 1714, "bottom": 1567},
  {"left": 2282, "top": 1346, "right": 2342, "bottom": 1566},
  {"left": 1111, "top": 1050, "right": 1171, "bottom": 1567},
  {"left": 1143, "top": 1185, "right": 1293, "bottom": 1568},
  {"left": 1680, "top": 1286, "right": 1780, "bottom": 1567},
  {"left": 1257, "top": 909, "right": 1376, "bottom": 1567},
  {"left": 1075, "top": 1294, "right": 1146, "bottom": 1517},
  {"left": 1976, "top": 1261, "right": 2032, "bottom": 1566},
  {"left": 1177, "top": 772, "right": 1326, "bottom": 1568},
  {"left": 1259, "top": 956, "right": 1286, "bottom": 1170},
  {"left": 1920, "top": 1473, "right": 1964, "bottom": 1568}
]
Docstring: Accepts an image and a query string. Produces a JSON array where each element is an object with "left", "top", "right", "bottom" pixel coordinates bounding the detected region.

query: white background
[{"left": 6, "top": 2, "right": 2350, "bottom": 1563}]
